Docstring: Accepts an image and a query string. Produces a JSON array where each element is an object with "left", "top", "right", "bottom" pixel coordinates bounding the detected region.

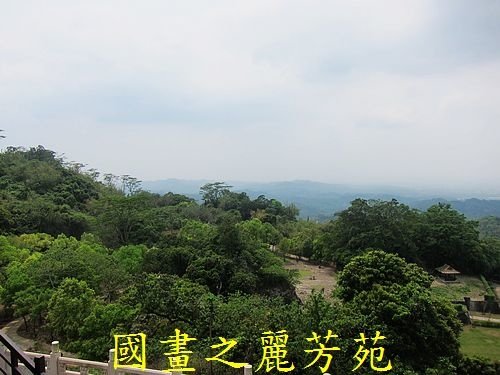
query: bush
[
  {"left": 457, "top": 355, "right": 500, "bottom": 375},
  {"left": 472, "top": 320, "right": 500, "bottom": 329},
  {"left": 480, "top": 275, "right": 496, "bottom": 299}
]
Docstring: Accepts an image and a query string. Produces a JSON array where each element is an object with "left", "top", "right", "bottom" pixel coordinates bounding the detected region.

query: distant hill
[
  {"left": 410, "top": 198, "right": 500, "bottom": 219},
  {"left": 142, "top": 179, "right": 500, "bottom": 220}
]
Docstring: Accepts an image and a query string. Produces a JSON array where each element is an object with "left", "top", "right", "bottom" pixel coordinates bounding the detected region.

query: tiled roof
[{"left": 435, "top": 264, "right": 460, "bottom": 274}]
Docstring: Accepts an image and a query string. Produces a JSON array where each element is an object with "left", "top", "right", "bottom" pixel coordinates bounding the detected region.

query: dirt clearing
[{"left": 284, "top": 258, "right": 337, "bottom": 302}]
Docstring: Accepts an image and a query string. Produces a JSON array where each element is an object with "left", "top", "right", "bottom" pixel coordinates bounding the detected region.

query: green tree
[
  {"left": 211, "top": 294, "right": 287, "bottom": 367},
  {"left": 142, "top": 246, "right": 194, "bottom": 276},
  {"left": 477, "top": 237, "right": 500, "bottom": 279},
  {"left": 417, "top": 203, "right": 481, "bottom": 273},
  {"left": 227, "top": 271, "right": 258, "bottom": 294},
  {"left": 91, "top": 193, "right": 153, "bottom": 247},
  {"left": 0, "top": 146, "right": 99, "bottom": 236},
  {"left": 0, "top": 235, "right": 30, "bottom": 268},
  {"left": 1, "top": 257, "right": 36, "bottom": 308},
  {"left": 335, "top": 250, "right": 462, "bottom": 372},
  {"left": 74, "top": 302, "right": 138, "bottom": 360},
  {"left": 134, "top": 273, "right": 212, "bottom": 326},
  {"left": 323, "top": 199, "right": 420, "bottom": 267},
  {"left": 337, "top": 249, "right": 432, "bottom": 302},
  {"left": 237, "top": 218, "right": 282, "bottom": 248},
  {"left": 111, "top": 244, "right": 146, "bottom": 274},
  {"left": 456, "top": 356, "right": 500, "bottom": 375},
  {"left": 200, "top": 182, "right": 232, "bottom": 207},
  {"left": 48, "top": 278, "right": 97, "bottom": 341},
  {"left": 30, "top": 235, "right": 129, "bottom": 300},
  {"left": 478, "top": 216, "right": 500, "bottom": 239},
  {"left": 178, "top": 220, "right": 217, "bottom": 250},
  {"left": 185, "top": 252, "right": 234, "bottom": 294},
  {"left": 10, "top": 233, "right": 54, "bottom": 253},
  {"left": 12, "top": 286, "right": 52, "bottom": 335}
]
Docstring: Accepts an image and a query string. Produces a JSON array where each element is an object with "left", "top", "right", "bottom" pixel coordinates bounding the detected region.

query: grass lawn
[
  {"left": 431, "top": 275, "right": 486, "bottom": 300},
  {"left": 460, "top": 325, "right": 500, "bottom": 361}
]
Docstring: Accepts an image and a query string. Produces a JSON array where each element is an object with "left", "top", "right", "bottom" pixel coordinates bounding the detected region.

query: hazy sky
[{"left": 1, "top": 1, "right": 499, "bottom": 191}]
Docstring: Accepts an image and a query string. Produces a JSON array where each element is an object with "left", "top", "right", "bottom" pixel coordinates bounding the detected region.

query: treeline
[
  {"left": 0, "top": 147, "right": 296, "bottom": 244},
  {"left": 0, "top": 146, "right": 499, "bottom": 374},
  {"left": 282, "top": 199, "right": 500, "bottom": 279},
  {"left": 0, "top": 146, "right": 98, "bottom": 236},
  {"left": 2, "top": 146, "right": 498, "bottom": 279}
]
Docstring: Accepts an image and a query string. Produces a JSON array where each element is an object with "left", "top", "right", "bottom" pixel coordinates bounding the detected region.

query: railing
[
  {"left": 0, "top": 332, "right": 45, "bottom": 375},
  {"left": 1, "top": 337, "right": 339, "bottom": 375},
  {"left": 3, "top": 339, "right": 254, "bottom": 375}
]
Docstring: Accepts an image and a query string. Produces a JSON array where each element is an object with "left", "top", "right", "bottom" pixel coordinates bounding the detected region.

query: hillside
[{"left": 1, "top": 146, "right": 499, "bottom": 373}]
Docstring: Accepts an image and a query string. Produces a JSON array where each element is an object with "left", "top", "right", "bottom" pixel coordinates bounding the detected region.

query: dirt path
[
  {"left": 0, "top": 319, "right": 39, "bottom": 351},
  {"left": 284, "top": 258, "right": 337, "bottom": 302},
  {"left": 470, "top": 314, "right": 500, "bottom": 324},
  {"left": 1, "top": 319, "right": 75, "bottom": 356}
]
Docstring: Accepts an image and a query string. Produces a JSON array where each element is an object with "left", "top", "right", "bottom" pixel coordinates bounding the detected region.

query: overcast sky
[{"left": 1, "top": 1, "right": 499, "bottom": 192}]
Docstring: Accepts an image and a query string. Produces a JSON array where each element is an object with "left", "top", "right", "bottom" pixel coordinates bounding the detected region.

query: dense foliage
[
  {"left": 479, "top": 216, "right": 500, "bottom": 239},
  {"left": 298, "top": 199, "right": 500, "bottom": 279},
  {"left": 0, "top": 146, "right": 498, "bottom": 374}
]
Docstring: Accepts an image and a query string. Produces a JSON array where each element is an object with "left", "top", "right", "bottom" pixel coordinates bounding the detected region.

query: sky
[{"left": 1, "top": 0, "right": 499, "bottom": 193}]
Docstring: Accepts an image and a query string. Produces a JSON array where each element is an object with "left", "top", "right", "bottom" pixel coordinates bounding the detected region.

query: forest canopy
[{"left": 0, "top": 145, "right": 499, "bottom": 374}]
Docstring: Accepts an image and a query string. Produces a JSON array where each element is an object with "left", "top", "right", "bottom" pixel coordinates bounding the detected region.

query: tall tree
[
  {"left": 319, "top": 199, "right": 420, "bottom": 267},
  {"left": 417, "top": 203, "right": 481, "bottom": 272},
  {"left": 200, "top": 182, "right": 232, "bottom": 207},
  {"left": 335, "top": 250, "right": 461, "bottom": 373},
  {"left": 337, "top": 249, "right": 432, "bottom": 301}
]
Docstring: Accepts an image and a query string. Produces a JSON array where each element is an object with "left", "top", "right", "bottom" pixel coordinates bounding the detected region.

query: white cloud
[{"left": 1, "top": 0, "right": 499, "bottom": 191}]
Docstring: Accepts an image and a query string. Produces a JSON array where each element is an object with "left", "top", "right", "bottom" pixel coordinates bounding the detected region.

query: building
[{"left": 435, "top": 264, "right": 460, "bottom": 282}]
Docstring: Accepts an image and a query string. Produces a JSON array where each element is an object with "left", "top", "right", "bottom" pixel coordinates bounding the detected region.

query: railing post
[
  {"left": 34, "top": 356, "right": 46, "bottom": 375},
  {"left": 243, "top": 364, "right": 252, "bottom": 375},
  {"left": 10, "top": 349, "right": 18, "bottom": 375},
  {"left": 48, "top": 341, "right": 62, "bottom": 375},
  {"left": 107, "top": 349, "right": 117, "bottom": 375}
]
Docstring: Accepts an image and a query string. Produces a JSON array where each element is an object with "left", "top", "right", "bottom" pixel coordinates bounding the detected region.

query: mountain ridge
[{"left": 142, "top": 179, "right": 500, "bottom": 220}]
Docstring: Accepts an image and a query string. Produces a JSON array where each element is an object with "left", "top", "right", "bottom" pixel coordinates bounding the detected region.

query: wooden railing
[{"left": 0, "top": 332, "right": 45, "bottom": 375}]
